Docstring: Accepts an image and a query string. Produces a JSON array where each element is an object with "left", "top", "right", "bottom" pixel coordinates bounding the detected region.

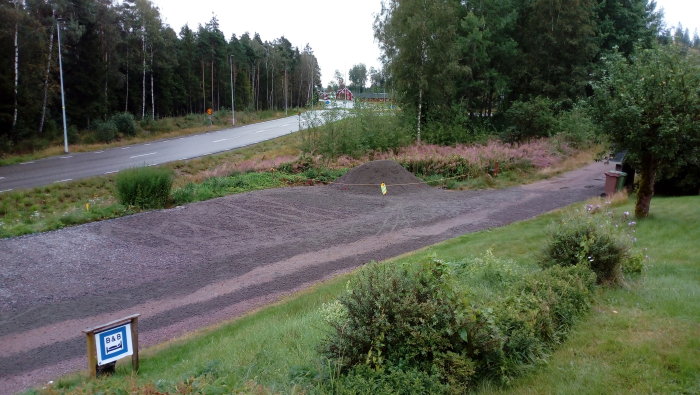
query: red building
[{"left": 336, "top": 87, "right": 353, "bottom": 101}]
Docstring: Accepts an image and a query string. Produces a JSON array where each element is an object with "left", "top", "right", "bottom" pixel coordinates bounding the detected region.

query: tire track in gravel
[{"left": 0, "top": 161, "right": 608, "bottom": 394}]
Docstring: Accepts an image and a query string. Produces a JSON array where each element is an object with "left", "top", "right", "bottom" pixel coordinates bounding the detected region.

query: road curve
[
  {"left": 0, "top": 161, "right": 608, "bottom": 394},
  {"left": 0, "top": 115, "right": 305, "bottom": 192}
]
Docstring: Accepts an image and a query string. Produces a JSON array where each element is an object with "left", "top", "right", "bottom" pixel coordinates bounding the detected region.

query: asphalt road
[{"left": 0, "top": 114, "right": 306, "bottom": 192}]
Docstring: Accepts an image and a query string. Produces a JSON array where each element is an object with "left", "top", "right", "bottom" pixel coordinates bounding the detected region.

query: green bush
[
  {"left": 322, "top": 261, "right": 502, "bottom": 388},
  {"left": 301, "top": 105, "right": 412, "bottom": 158},
  {"left": 115, "top": 167, "right": 173, "bottom": 209},
  {"left": 328, "top": 365, "right": 448, "bottom": 395},
  {"left": 504, "top": 97, "right": 557, "bottom": 142},
  {"left": 494, "top": 265, "right": 595, "bottom": 380},
  {"left": 94, "top": 120, "right": 117, "bottom": 143},
  {"left": 553, "top": 104, "right": 600, "bottom": 148},
  {"left": 543, "top": 209, "right": 630, "bottom": 284},
  {"left": 110, "top": 112, "right": 137, "bottom": 136},
  {"left": 322, "top": 255, "right": 596, "bottom": 389}
]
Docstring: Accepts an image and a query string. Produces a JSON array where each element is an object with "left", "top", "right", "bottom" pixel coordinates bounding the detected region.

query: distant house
[{"left": 336, "top": 87, "right": 353, "bottom": 101}]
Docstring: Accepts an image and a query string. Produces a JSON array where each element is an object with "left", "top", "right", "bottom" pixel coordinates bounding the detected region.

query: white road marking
[
  {"left": 94, "top": 150, "right": 104, "bottom": 154},
  {"left": 130, "top": 152, "right": 157, "bottom": 159},
  {"left": 59, "top": 155, "right": 72, "bottom": 159},
  {"left": 20, "top": 161, "right": 35, "bottom": 165},
  {"left": 0, "top": 188, "right": 13, "bottom": 193},
  {"left": 0, "top": 177, "right": 4, "bottom": 180},
  {"left": 104, "top": 170, "right": 118, "bottom": 174},
  {"left": 55, "top": 179, "right": 73, "bottom": 183},
  {"left": 121, "top": 146, "right": 131, "bottom": 150},
  {"left": 212, "top": 138, "right": 229, "bottom": 143},
  {"left": 144, "top": 143, "right": 151, "bottom": 146},
  {"left": 255, "top": 128, "right": 271, "bottom": 134}
]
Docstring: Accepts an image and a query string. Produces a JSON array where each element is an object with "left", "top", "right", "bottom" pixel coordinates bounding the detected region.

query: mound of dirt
[{"left": 332, "top": 160, "right": 429, "bottom": 196}]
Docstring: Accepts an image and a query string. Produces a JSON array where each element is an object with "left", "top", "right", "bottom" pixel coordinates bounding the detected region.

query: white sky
[
  {"left": 655, "top": 0, "right": 700, "bottom": 35},
  {"left": 150, "top": 0, "right": 699, "bottom": 87}
]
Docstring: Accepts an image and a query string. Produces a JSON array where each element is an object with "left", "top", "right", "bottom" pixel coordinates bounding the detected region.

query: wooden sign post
[{"left": 83, "top": 314, "right": 140, "bottom": 378}]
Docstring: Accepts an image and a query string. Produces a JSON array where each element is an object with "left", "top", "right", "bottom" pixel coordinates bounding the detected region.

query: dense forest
[
  {"left": 0, "top": 0, "right": 322, "bottom": 151},
  {"left": 374, "top": 0, "right": 699, "bottom": 139}
]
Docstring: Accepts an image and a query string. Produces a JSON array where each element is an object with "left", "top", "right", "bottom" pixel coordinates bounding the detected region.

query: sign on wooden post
[{"left": 83, "top": 314, "right": 140, "bottom": 378}]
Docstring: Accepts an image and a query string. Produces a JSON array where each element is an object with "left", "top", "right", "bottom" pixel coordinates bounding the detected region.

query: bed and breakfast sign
[{"left": 95, "top": 322, "right": 133, "bottom": 365}]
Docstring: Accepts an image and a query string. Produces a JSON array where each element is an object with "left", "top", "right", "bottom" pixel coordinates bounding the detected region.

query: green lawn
[{"left": 34, "top": 195, "right": 699, "bottom": 394}]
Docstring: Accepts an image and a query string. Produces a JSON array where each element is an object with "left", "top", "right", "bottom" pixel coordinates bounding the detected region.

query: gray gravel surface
[{"left": 0, "top": 161, "right": 608, "bottom": 394}]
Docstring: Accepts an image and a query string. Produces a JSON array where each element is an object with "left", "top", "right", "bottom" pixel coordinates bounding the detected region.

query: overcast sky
[{"left": 150, "top": 0, "right": 699, "bottom": 87}]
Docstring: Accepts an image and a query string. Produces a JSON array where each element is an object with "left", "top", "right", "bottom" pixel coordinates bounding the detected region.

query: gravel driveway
[{"left": 0, "top": 161, "right": 608, "bottom": 394}]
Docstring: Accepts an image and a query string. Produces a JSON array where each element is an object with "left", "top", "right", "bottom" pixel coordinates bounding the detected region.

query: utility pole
[
  {"left": 57, "top": 17, "right": 69, "bottom": 153},
  {"left": 229, "top": 55, "right": 235, "bottom": 126}
]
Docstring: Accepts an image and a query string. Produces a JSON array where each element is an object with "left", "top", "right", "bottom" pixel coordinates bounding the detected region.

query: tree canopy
[
  {"left": 0, "top": 0, "right": 321, "bottom": 152},
  {"left": 591, "top": 45, "right": 700, "bottom": 217}
]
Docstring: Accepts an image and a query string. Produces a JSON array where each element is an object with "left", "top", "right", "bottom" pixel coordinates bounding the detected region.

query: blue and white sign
[{"left": 96, "top": 323, "right": 133, "bottom": 365}]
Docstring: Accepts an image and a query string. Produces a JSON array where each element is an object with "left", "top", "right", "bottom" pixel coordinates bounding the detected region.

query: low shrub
[
  {"left": 494, "top": 265, "right": 595, "bottom": 380},
  {"left": 110, "top": 112, "right": 137, "bottom": 136},
  {"left": 94, "top": 120, "right": 117, "bottom": 143},
  {"left": 115, "top": 167, "right": 173, "bottom": 209},
  {"left": 321, "top": 261, "right": 500, "bottom": 389},
  {"left": 300, "top": 105, "right": 412, "bottom": 158},
  {"left": 543, "top": 206, "right": 633, "bottom": 284},
  {"left": 328, "top": 365, "right": 448, "bottom": 395},
  {"left": 503, "top": 97, "right": 557, "bottom": 142},
  {"left": 322, "top": 253, "right": 597, "bottom": 390},
  {"left": 554, "top": 104, "right": 600, "bottom": 148}
]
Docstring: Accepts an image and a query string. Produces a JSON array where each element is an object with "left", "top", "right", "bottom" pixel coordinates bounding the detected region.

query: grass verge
[
  {"left": 1, "top": 131, "right": 598, "bottom": 238},
  {"left": 30, "top": 195, "right": 699, "bottom": 394}
]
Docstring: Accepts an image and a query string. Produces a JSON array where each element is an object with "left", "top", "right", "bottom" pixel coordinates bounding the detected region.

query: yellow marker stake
[
  {"left": 85, "top": 203, "right": 90, "bottom": 211},
  {"left": 380, "top": 183, "right": 387, "bottom": 195}
]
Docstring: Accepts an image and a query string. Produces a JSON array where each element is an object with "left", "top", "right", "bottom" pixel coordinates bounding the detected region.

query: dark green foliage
[
  {"left": 544, "top": 216, "right": 628, "bottom": 284},
  {"left": 503, "top": 97, "right": 556, "bottom": 141},
  {"left": 373, "top": 0, "right": 663, "bottom": 140},
  {"left": 323, "top": 258, "right": 595, "bottom": 389},
  {"left": 301, "top": 106, "right": 412, "bottom": 158},
  {"left": 495, "top": 265, "right": 595, "bottom": 379},
  {"left": 322, "top": 261, "right": 498, "bottom": 388},
  {"left": 94, "top": 120, "right": 117, "bottom": 143},
  {"left": 115, "top": 167, "right": 173, "bottom": 209},
  {"left": 328, "top": 365, "right": 448, "bottom": 395},
  {"left": 110, "top": 113, "right": 137, "bottom": 136},
  {"left": 591, "top": 45, "right": 700, "bottom": 216},
  {"left": 554, "top": 104, "right": 600, "bottom": 148},
  {"left": 1, "top": 1, "right": 321, "bottom": 154}
]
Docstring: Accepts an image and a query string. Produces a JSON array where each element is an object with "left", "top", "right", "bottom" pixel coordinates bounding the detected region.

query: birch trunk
[
  {"left": 150, "top": 45, "right": 154, "bottom": 119},
  {"left": 201, "top": 61, "right": 206, "bottom": 112},
  {"left": 12, "top": 7, "right": 19, "bottom": 131},
  {"left": 39, "top": 17, "right": 55, "bottom": 134},
  {"left": 284, "top": 68, "right": 288, "bottom": 115},
  {"left": 141, "top": 26, "right": 146, "bottom": 119},
  {"left": 417, "top": 87, "right": 422, "bottom": 143}
]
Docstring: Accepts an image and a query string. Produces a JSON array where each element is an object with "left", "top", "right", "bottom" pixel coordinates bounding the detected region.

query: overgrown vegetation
[
  {"left": 542, "top": 204, "right": 640, "bottom": 284},
  {"left": 115, "top": 167, "right": 174, "bottom": 209},
  {"left": 2, "top": 108, "right": 597, "bottom": 239},
  {"left": 321, "top": 258, "right": 595, "bottom": 392},
  {"left": 33, "top": 196, "right": 698, "bottom": 394},
  {"left": 300, "top": 103, "right": 412, "bottom": 158}
]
